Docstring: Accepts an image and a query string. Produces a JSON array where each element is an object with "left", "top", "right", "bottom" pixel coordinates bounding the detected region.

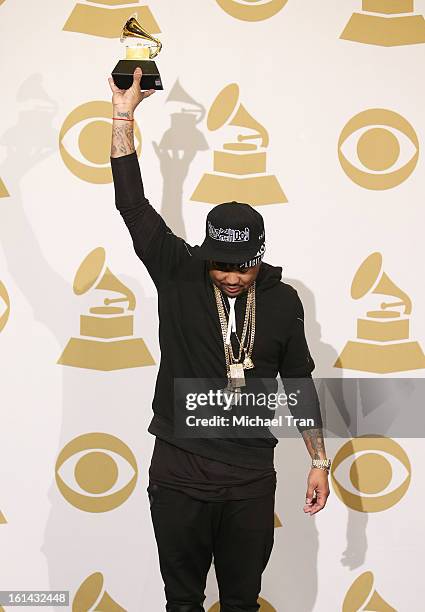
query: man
[{"left": 109, "top": 68, "right": 330, "bottom": 612}]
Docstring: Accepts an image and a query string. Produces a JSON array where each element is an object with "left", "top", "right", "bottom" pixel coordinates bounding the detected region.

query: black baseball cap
[{"left": 192, "top": 201, "right": 266, "bottom": 267}]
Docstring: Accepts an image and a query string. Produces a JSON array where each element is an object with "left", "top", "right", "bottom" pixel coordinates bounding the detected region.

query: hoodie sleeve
[
  {"left": 279, "top": 290, "right": 323, "bottom": 432},
  {"left": 111, "top": 151, "right": 190, "bottom": 288},
  {"left": 279, "top": 290, "right": 315, "bottom": 377}
]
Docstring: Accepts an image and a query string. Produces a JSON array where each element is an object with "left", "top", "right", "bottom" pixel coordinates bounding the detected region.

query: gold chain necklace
[
  {"left": 222, "top": 290, "right": 256, "bottom": 369},
  {"left": 213, "top": 283, "right": 256, "bottom": 389}
]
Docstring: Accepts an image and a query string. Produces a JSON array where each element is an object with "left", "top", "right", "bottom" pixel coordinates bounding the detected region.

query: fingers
[
  {"left": 303, "top": 489, "right": 329, "bottom": 515},
  {"left": 108, "top": 76, "right": 121, "bottom": 94},
  {"left": 141, "top": 89, "right": 156, "bottom": 102},
  {"left": 133, "top": 66, "right": 143, "bottom": 84},
  {"left": 309, "top": 497, "right": 327, "bottom": 515},
  {"left": 143, "top": 89, "right": 156, "bottom": 98},
  {"left": 305, "top": 485, "right": 315, "bottom": 505}
]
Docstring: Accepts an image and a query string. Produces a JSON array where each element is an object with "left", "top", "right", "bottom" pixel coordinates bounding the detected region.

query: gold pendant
[
  {"left": 243, "top": 355, "right": 254, "bottom": 369},
  {"left": 229, "top": 363, "right": 245, "bottom": 388}
]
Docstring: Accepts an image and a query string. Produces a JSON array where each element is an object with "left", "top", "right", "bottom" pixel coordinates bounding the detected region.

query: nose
[{"left": 225, "top": 272, "right": 240, "bottom": 285}]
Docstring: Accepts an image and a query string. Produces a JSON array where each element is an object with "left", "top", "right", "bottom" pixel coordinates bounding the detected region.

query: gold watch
[{"left": 312, "top": 458, "right": 331, "bottom": 472}]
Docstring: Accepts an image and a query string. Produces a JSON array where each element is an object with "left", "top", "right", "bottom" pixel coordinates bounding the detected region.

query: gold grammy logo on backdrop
[
  {"left": 216, "top": 0, "right": 288, "bottom": 22},
  {"left": 340, "top": 0, "right": 425, "bottom": 46},
  {"left": 274, "top": 512, "right": 282, "bottom": 527},
  {"left": 335, "top": 252, "right": 425, "bottom": 373},
  {"left": 60, "top": 101, "right": 142, "bottom": 184},
  {"left": 191, "top": 84, "right": 286, "bottom": 206},
  {"left": 57, "top": 247, "right": 155, "bottom": 371},
  {"left": 0, "top": 510, "right": 6, "bottom": 524},
  {"left": 209, "top": 597, "right": 276, "bottom": 611},
  {"left": 56, "top": 433, "right": 138, "bottom": 512},
  {"left": 73, "top": 572, "right": 126, "bottom": 611},
  {"left": 0, "top": 280, "right": 11, "bottom": 334},
  {"left": 331, "top": 436, "right": 411, "bottom": 512},
  {"left": 63, "top": 0, "right": 160, "bottom": 39},
  {"left": 0, "top": 177, "right": 9, "bottom": 198},
  {"left": 338, "top": 109, "right": 419, "bottom": 190},
  {"left": 343, "top": 571, "right": 396, "bottom": 612}
]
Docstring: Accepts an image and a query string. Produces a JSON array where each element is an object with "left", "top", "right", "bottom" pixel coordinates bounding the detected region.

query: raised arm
[
  {"left": 108, "top": 68, "right": 190, "bottom": 286},
  {"left": 109, "top": 66, "right": 155, "bottom": 158}
]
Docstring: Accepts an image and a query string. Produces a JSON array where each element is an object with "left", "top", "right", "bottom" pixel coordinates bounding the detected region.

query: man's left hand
[{"left": 303, "top": 468, "right": 330, "bottom": 516}]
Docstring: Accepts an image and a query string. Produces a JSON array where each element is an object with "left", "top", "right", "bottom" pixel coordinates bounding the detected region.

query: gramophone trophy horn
[
  {"left": 121, "top": 16, "right": 162, "bottom": 58},
  {"left": 112, "top": 14, "right": 163, "bottom": 90}
]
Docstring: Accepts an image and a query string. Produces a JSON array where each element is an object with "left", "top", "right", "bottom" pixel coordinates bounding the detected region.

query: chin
[{"left": 222, "top": 286, "right": 244, "bottom": 295}]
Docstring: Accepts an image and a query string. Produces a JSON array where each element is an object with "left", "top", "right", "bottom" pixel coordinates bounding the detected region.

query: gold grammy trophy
[
  {"left": 58, "top": 247, "right": 155, "bottom": 371},
  {"left": 112, "top": 15, "right": 163, "bottom": 90},
  {"left": 73, "top": 572, "right": 125, "bottom": 612},
  {"left": 335, "top": 252, "right": 425, "bottom": 373},
  {"left": 191, "top": 83, "right": 286, "bottom": 206},
  {"left": 340, "top": 0, "right": 425, "bottom": 46}
]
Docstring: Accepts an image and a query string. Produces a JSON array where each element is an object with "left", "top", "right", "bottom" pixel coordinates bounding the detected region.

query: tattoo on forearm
[
  {"left": 302, "top": 428, "right": 326, "bottom": 460},
  {"left": 111, "top": 123, "right": 135, "bottom": 157}
]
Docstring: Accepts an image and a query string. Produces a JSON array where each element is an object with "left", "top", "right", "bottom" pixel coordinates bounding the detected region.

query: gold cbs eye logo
[
  {"left": 216, "top": 0, "right": 288, "bottom": 22},
  {"left": 55, "top": 432, "right": 138, "bottom": 512},
  {"left": 338, "top": 109, "right": 419, "bottom": 190},
  {"left": 331, "top": 436, "right": 411, "bottom": 512},
  {"left": 59, "top": 101, "right": 142, "bottom": 184}
]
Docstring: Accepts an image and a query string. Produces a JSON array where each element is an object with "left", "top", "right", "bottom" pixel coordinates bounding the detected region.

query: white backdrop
[{"left": 1, "top": 1, "right": 424, "bottom": 610}]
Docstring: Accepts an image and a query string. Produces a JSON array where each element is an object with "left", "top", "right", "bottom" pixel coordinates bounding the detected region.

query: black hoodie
[{"left": 111, "top": 152, "right": 322, "bottom": 469}]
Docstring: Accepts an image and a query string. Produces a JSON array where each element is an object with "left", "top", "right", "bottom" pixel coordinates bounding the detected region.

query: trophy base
[
  {"left": 334, "top": 340, "right": 425, "bottom": 373},
  {"left": 190, "top": 173, "right": 287, "bottom": 206},
  {"left": 112, "top": 59, "right": 163, "bottom": 90},
  {"left": 340, "top": 13, "right": 425, "bottom": 46},
  {"left": 57, "top": 337, "right": 155, "bottom": 371}
]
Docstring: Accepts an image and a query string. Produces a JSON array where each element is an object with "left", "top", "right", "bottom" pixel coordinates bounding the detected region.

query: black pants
[{"left": 147, "top": 483, "right": 275, "bottom": 612}]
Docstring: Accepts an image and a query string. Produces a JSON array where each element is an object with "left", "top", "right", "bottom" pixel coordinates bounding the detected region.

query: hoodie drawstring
[{"left": 225, "top": 297, "right": 237, "bottom": 345}]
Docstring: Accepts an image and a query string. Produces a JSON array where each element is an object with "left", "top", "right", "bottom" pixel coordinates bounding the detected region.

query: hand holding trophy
[
  {"left": 108, "top": 66, "right": 155, "bottom": 117},
  {"left": 111, "top": 14, "right": 163, "bottom": 91}
]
